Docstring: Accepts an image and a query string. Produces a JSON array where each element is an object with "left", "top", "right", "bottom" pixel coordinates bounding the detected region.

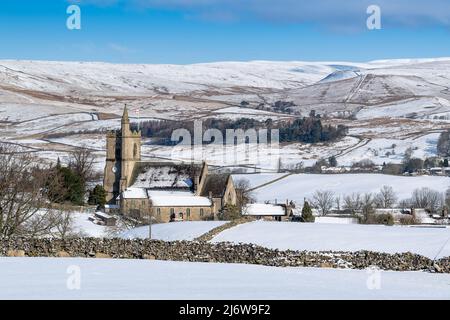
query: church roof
[
  {"left": 131, "top": 162, "right": 202, "bottom": 189},
  {"left": 200, "top": 174, "right": 231, "bottom": 198},
  {"left": 147, "top": 190, "right": 211, "bottom": 207}
]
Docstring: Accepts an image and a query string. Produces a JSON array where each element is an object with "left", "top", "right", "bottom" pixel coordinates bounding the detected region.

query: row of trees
[
  {"left": 308, "top": 185, "right": 447, "bottom": 217},
  {"left": 133, "top": 116, "right": 348, "bottom": 145},
  {"left": 277, "top": 117, "right": 348, "bottom": 144}
]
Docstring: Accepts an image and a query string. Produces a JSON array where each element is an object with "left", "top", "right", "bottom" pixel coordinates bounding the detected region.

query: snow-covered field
[
  {"left": 68, "top": 212, "right": 228, "bottom": 241},
  {"left": 357, "top": 97, "right": 450, "bottom": 120},
  {"left": 120, "top": 221, "right": 227, "bottom": 241},
  {"left": 1, "top": 257, "right": 449, "bottom": 299},
  {"left": 211, "top": 221, "right": 450, "bottom": 259},
  {"left": 235, "top": 173, "right": 450, "bottom": 203},
  {"left": 335, "top": 134, "right": 440, "bottom": 166}
]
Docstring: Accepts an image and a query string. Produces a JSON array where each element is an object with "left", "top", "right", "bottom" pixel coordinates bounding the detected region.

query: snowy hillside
[
  {"left": 1, "top": 58, "right": 450, "bottom": 172},
  {"left": 0, "top": 60, "right": 336, "bottom": 95}
]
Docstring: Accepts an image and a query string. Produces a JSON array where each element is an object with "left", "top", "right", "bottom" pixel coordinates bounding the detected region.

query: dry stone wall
[{"left": 0, "top": 237, "right": 448, "bottom": 273}]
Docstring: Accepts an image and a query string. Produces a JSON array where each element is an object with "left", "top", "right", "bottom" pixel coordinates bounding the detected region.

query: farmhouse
[{"left": 103, "top": 106, "right": 237, "bottom": 222}]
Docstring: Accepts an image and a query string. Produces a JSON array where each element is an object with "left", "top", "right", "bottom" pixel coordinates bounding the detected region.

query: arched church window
[{"left": 133, "top": 143, "right": 138, "bottom": 158}]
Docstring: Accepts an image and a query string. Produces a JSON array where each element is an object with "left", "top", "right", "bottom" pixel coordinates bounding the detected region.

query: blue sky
[{"left": 0, "top": 0, "right": 450, "bottom": 64}]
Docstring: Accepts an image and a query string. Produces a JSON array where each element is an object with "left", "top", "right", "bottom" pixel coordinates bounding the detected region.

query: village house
[{"left": 103, "top": 106, "right": 237, "bottom": 222}]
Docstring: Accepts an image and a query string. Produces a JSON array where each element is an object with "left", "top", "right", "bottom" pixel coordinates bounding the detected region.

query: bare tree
[
  {"left": 312, "top": 190, "right": 334, "bottom": 216},
  {"left": 399, "top": 198, "right": 412, "bottom": 211},
  {"left": 410, "top": 188, "right": 443, "bottom": 213},
  {"left": 104, "top": 216, "right": 140, "bottom": 238},
  {"left": 361, "top": 192, "right": 375, "bottom": 220},
  {"left": 374, "top": 185, "right": 398, "bottom": 208},
  {"left": 0, "top": 143, "right": 60, "bottom": 237},
  {"left": 343, "top": 192, "right": 362, "bottom": 213},
  {"left": 53, "top": 209, "right": 86, "bottom": 239},
  {"left": 68, "top": 146, "right": 95, "bottom": 183},
  {"left": 235, "top": 178, "right": 256, "bottom": 214},
  {"left": 335, "top": 195, "right": 341, "bottom": 211}
]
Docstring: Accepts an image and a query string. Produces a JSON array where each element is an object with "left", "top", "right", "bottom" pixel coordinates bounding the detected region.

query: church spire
[{"left": 122, "top": 104, "right": 129, "bottom": 124}]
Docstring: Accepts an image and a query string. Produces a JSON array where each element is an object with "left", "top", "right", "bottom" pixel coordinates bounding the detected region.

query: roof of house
[
  {"left": 132, "top": 162, "right": 202, "bottom": 189},
  {"left": 147, "top": 190, "right": 211, "bottom": 207},
  {"left": 243, "top": 203, "right": 285, "bottom": 216},
  {"left": 200, "top": 174, "right": 230, "bottom": 198}
]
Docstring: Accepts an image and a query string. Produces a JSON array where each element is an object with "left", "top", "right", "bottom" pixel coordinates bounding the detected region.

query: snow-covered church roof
[
  {"left": 131, "top": 162, "right": 202, "bottom": 189},
  {"left": 121, "top": 188, "right": 211, "bottom": 206},
  {"left": 147, "top": 190, "right": 211, "bottom": 207}
]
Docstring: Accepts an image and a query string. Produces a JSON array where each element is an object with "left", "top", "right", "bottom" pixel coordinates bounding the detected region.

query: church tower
[{"left": 104, "top": 106, "right": 141, "bottom": 203}]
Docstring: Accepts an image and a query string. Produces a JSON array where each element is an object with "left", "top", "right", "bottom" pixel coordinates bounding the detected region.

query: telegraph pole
[{"left": 148, "top": 210, "right": 152, "bottom": 240}]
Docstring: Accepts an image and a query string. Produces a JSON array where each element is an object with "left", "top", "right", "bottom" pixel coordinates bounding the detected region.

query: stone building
[
  {"left": 104, "top": 106, "right": 141, "bottom": 203},
  {"left": 103, "top": 106, "right": 237, "bottom": 222}
]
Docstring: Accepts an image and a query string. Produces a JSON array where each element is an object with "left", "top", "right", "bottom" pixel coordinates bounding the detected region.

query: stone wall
[
  {"left": 0, "top": 238, "right": 448, "bottom": 273},
  {"left": 194, "top": 218, "right": 250, "bottom": 242}
]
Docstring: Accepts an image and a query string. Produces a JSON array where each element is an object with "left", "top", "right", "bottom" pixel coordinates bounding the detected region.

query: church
[{"left": 103, "top": 107, "right": 237, "bottom": 222}]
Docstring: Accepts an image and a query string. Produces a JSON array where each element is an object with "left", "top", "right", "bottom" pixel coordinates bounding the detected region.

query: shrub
[
  {"left": 301, "top": 201, "right": 315, "bottom": 223},
  {"left": 328, "top": 156, "right": 338, "bottom": 167},
  {"left": 366, "top": 213, "right": 394, "bottom": 226},
  {"left": 399, "top": 215, "right": 421, "bottom": 225},
  {"left": 48, "top": 166, "right": 85, "bottom": 206},
  {"left": 88, "top": 185, "right": 107, "bottom": 207},
  {"left": 220, "top": 204, "right": 241, "bottom": 221},
  {"left": 360, "top": 213, "right": 394, "bottom": 226}
]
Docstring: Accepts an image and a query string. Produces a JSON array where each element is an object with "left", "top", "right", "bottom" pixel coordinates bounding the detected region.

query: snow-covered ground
[
  {"left": 211, "top": 221, "right": 450, "bottom": 259},
  {"left": 357, "top": 97, "right": 450, "bottom": 120},
  {"left": 335, "top": 134, "right": 440, "bottom": 166},
  {"left": 67, "top": 211, "right": 228, "bottom": 241},
  {"left": 1, "top": 257, "right": 449, "bottom": 299},
  {"left": 235, "top": 173, "right": 450, "bottom": 203},
  {"left": 71, "top": 212, "right": 109, "bottom": 238},
  {"left": 120, "top": 221, "right": 227, "bottom": 241}
]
